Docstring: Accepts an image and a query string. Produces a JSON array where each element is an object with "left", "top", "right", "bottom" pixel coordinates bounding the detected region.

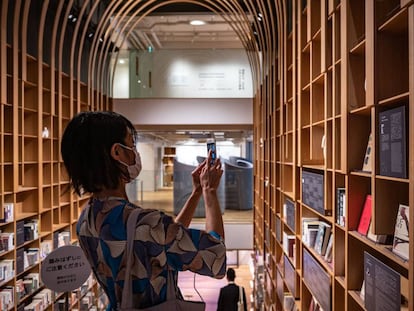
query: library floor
[{"left": 135, "top": 187, "right": 254, "bottom": 311}]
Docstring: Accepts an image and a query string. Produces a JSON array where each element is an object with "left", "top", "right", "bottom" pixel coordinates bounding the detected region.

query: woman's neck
[{"left": 94, "top": 187, "right": 128, "bottom": 200}]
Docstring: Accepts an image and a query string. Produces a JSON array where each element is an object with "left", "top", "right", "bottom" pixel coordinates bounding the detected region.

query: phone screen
[{"left": 207, "top": 141, "right": 217, "bottom": 164}]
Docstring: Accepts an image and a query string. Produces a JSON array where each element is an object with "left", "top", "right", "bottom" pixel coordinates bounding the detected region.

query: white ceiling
[{"left": 116, "top": 13, "right": 250, "bottom": 50}]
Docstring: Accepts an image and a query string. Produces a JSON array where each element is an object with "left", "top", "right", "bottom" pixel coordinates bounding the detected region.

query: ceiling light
[
  {"left": 119, "top": 59, "right": 125, "bottom": 64},
  {"left": 190, "top": 20, "right": 206, "bottom": 26}
]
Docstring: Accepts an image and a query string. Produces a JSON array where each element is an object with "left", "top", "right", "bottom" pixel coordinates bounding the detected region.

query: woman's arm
[
  {"left": 201, "top": 152, "right": 224, "bottom": 238},
  {"left": 174, "top": 160, "right": 205, "bottom": 227}
]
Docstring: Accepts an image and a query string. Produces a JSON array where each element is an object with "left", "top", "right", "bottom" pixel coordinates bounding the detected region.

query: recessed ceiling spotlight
[
  {"left": 119, "top": 59, "right": 125, "bottom": 64},
  {"left": 190, "top": 20, "right": 206, "bottom": 26}
]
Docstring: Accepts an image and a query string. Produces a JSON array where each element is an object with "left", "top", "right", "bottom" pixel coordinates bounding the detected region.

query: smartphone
[{"left": 207, "top": 140, "right": 217, "bottom": 164}]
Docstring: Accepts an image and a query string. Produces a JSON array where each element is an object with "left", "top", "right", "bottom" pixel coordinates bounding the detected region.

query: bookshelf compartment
[
  {"left": 15, "top": 191, "right": 38, "bottom": 215},
  {"left": 4, "top": 136, "right": 13, "bottom": 164},
  {"left": 41, "top": 187, "right": 52, "bottom": 211},
  {"left": 309, "top": 0, "right": 321, "bottom": 39},
  {"left": 311, "top": 80, "right": 324, "bottom": 123},
  {"left": 334, "top": 64, "right": 341, "bottom": 116},
  {"left": 20, "top": 164, "right": 38, "bottom": 189},
  {"left": 301, "top": 49, "right": 311, "bottom": 88},
  {"left": 333, "top": 12, "right": 341, "bottom": 63},
  {"left": 348, "top": 53, "right": 366, "bottom": 110},
  {"left": 282, "top": 164, "right": 293, "bottom": 194},
  {"left": 42, "top": 139, "right": 52, "bottom": 162},
  {"left": 302, "top": 169, "right": 325, "bottom": 215},
  {"left": 311, "top": 37, "right": 322, "bottom": 80},
  {"left": 3, "top": 166, "right": 13, "bottom": 193},
  {"left": 6, "top": 76, "right": 13, "bottom": 105},
  {"left": 283, "top": 133, "right": 293, "bottom": 162},
  {"left": 300, "top": 127, "right": 311, "bottom": 163},
  {"left": 24, "top": 138, "right": 39, "bottom": 163},
  {"left": 348, "top": 113, "right": 371, "bottom": 172},
  {"left": 61, "top": 204, "right": 71, "bottom": 224},
  {"left": 311, "top": 124, "right": 325, "bottom": 163},
  {"left": 23, "top": 110, "right": 38, "bottom": 137},
  {"left": 347, "top": 175, "right": 371, "bottom": 232},
  {"left": 334, "top": 229, "right": 345, "bottom": 276},
  {"left": 334, "top": 118, "right": 341, "bottom": 170},
  {"left": 3, "top": 105, "right": 13, "bottom": 134},
  {"left": 374, "top": 179, "right": 408, "bottom": 235},
  {"left": 42, "top": 90, "right": 52, "bottom": 115},
  {"left": 375, "top": 0, "right": 401, "bottom": 27},
  {"left": 348, "top": 0, "right": 365, "bottom": 49},
  {"left": 303, "top": 248, "right": 331, "bottom": 311},
  {"left": 284, "top": 255, "right": 298, "bottom": 298},
  {"left": 25, "top": 59, "right": 38, "bottom": 86},
  {"left": 300, "top": 89, "right": 310, "bottom": 126},
  {"left": 40, "top": 210, "right": 52, "bottom": 234},
  {"left": 376, "top": 33, "right": 408, "bottom": 102},
  {"left": 52, "top": 208, "right": 60, "bottom": 226},
  {"left": 333, "top": 280, "right": 345, "bottom": 311},
  {"left": 42, "top": 164, "right": 52, "bottom": 186},
  {"left": 52, "top": 186, "right": 59, "bottom": 208}
]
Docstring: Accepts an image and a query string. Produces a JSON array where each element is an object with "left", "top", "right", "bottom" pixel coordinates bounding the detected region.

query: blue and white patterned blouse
[{"left": 76, "top": 197, "right": 226, "bottom": 310}]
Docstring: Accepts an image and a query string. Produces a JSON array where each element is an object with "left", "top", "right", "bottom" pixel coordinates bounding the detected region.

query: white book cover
[{"left": 392, "top": 204, "right": 409, "bottom": 260}]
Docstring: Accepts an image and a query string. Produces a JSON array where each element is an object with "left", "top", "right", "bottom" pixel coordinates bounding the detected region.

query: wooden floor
[{"left": 135, "top": 187, "right": 254, "bottom": 310}]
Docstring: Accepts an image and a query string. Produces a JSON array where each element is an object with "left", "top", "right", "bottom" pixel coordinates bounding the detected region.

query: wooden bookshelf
[
  {"left": 0, "top": 1, "right": 112, "bottom": 310},
  {"left": 252, "top": 0, "right": 414, "bottom": 310}
]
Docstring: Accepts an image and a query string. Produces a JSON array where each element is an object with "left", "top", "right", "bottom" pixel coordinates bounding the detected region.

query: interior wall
[{"left": 113, "top": 97, "right": 253, "bottom": 126}]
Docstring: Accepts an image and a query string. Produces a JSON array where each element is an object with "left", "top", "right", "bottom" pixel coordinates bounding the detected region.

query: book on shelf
[
  {"left": 284, "top": 198, "right": 296, "bottom": 231},
  {"left": 360, "top": 280, "right": 365, "bottom": 301},
  {"left": 366, "top": 222, "right": 392, "bottom": 244},
  {"left": 0, "top": 203, "right": 14, "bottom": 223},
  {"left": 392, "top": 204, "right": 409, "bottom": 260},
  {"left": 361, "top": 133, "right": 373, "bottom": 172},
  {"left": 364, "top": 252, "right": 401, "bottom": 311},
  {"left": 357, "top": 195, "right": 372, "bottom": 236},
  {"left": 283, "top": 232, "right": 296, "bottom": 259},
  {"left": 323, "top": 233, "right": 334, "bottom": 263},
  {"left": 378, "top": 105, "right": 407, "bottom": 179},
  {"left": 302, "top": 217, "right": 320, "bottom": 247},
  {"left": 314, "top": 222, "right": 331, "bottom": 256},
  {"left": 336, "top": 188, "right": 346, "bottom": 226}
]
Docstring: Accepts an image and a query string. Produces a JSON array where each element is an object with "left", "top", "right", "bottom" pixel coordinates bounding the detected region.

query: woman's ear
[{"left": 110, "top": 143, "right": 121, "bottom": 160}]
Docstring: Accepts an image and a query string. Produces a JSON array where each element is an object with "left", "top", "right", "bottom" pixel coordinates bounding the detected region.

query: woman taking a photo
[{"left": 61, "top": 111, "right": 226, "bottom": 310}]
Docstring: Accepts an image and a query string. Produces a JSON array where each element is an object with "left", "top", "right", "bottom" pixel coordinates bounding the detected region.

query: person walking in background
[
  {"left": 217, "top": 268, "right": 247, "bottom": 311},
  {"left": 61, "top": 111, "right": 226, "bottom": 310}
]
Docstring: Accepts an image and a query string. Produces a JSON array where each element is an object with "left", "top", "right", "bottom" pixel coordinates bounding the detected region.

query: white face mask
[{"left": 117, "top": 144, "right": 142, "bottom": 181}]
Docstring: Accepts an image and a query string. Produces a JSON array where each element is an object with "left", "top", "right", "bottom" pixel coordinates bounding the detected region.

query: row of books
[
  {"left": 16, "top": 273, "right": 40, "bottom": 304},
  {"left": 356, "top": 194, "right": 409, "bottom": 260},
  {"left": 0, "top": 203, "right": 14, "bottom": 223},
  {"left": 302, "top": 219, "right": 333, "bottom": 262},
  {"left": 308, "top": 296, "right": 324, "bottom": 311},
  {"left": 0, "top": 286, "right": 14, "bottom": 310},
  {"left": 23, "top": 288, "right": 52, "bottom": 311},
  {"left": 0, "top": 232, "right": 14, "bottom": 253},
  {"left": 283, "top": 293, "right": 298, "bottom": 311},
  {"left": 0, "top": 259, "right": 14, "bottom": 282},
  {"left": 16, "top": 248, "right": 40, "bottom": 275},
  {"left": 16, "top": 219, "right": 39, "bottom": 247}
]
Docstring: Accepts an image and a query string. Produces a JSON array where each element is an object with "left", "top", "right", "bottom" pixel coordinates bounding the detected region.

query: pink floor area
[
  {"left": 178, "top": 270, "right": 227, "bottom": 311},
  {"left": 177, "top": 266, "right": 252, "bottom": 311}
]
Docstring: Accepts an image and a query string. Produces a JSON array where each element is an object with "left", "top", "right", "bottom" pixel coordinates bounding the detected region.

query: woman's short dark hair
[{"left": 61, "top": 111, "right": 137, "bottom": 196}]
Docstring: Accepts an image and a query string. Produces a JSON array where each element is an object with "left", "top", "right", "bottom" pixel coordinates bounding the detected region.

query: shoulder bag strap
[
  {"left": 239, "top": 285, "right": 244, "bottom": 304},
  {"left": 121, "top": 208, "right": 142, "bottom": 309}
]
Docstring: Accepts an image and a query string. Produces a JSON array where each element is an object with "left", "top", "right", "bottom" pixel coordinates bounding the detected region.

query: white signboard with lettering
[{"left": 40, "top": 245, "right": 91, "bottom": 292}]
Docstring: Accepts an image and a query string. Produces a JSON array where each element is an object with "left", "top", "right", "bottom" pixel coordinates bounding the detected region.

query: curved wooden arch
[{"left": 88, "top": 0, "right": 276, "bottom": 103}]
